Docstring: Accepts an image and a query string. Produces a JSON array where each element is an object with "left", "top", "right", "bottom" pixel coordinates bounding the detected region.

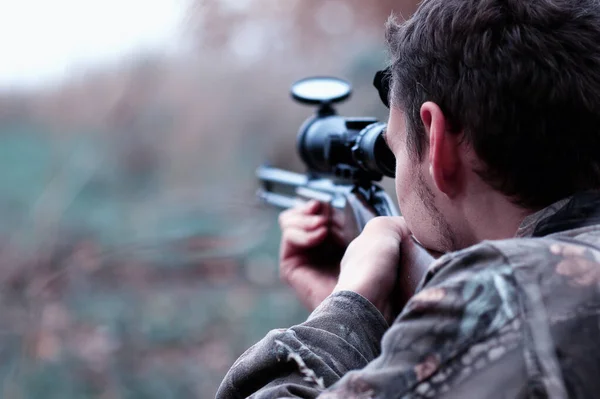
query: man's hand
[
  {"left": 279, "top": 200, "right": 347, "bottom": 311},
  {"left": 334, "top": 216, "right": 412, "bottom": 322}
]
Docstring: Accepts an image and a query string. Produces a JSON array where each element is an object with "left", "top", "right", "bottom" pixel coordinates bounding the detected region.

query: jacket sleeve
[
  {"left": 218, "top": 243, "right": 523, "bottom": 399},
  {"left": 216, "top": 291, "right": 388, "bottom": 398},
  {"left": 320, "top": 243, "right": 523, "bottom": 398}
]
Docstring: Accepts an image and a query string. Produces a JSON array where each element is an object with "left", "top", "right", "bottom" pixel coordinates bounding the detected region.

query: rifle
[{"left": 257, "top": 76, "right": 435, "bottom": 303}]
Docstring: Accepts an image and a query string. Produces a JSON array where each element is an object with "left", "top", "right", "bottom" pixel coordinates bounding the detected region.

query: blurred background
[{"left": 0, "top": 1, "right": 417, "bottom": 397}]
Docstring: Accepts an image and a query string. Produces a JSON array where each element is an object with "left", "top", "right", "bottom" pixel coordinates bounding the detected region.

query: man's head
[{"left": 383, "top": 0, "right": 600, "bottom": 251}]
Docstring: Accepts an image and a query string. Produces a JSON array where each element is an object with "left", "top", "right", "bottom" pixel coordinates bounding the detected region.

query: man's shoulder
[
  {"left": 415, "top": 227, "right": 600, "bottom": 347},
  {"left": 396, "top": 228, "right": 600, "bottom": 398},
  {"left": 415, "top": 228, "right": 600, "bottom": 333}
]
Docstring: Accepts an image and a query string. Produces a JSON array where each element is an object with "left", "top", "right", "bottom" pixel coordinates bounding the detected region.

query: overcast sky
[{"left": 0, "top": 0, "right": 187, "bottom": 89}]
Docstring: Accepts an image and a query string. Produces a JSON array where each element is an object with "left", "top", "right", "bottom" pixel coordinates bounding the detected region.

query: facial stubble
[{"left": 416, "top": 170, "right": 457, "bottom": 251}]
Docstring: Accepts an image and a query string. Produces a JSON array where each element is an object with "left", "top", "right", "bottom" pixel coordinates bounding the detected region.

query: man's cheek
[{"left": 394, "top": 156, "right": 412, "bottom": 203}]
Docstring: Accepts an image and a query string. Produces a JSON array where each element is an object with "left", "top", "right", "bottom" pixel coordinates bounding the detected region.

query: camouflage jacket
[{"left": 217, "top": 191, "right": 600, "bottom": 399}]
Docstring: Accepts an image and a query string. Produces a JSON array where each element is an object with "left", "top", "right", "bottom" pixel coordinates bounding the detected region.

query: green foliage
[{"left": 0, "top": 24, "right": 389, "bottom": 397}]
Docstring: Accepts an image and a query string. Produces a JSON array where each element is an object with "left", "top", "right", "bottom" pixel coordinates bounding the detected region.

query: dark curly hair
[{"left": 386, "top": 0, "right": 600, "bottom": 209}]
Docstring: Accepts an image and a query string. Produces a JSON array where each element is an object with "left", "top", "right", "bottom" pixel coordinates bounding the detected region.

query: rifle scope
[{"left": 291, "top": 76, "right": 395, "bottom": 182}]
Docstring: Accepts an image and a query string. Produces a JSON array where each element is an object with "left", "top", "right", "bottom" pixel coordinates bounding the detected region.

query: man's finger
[
  {"left": 282, "top": 226, "right": 328, "bottom": 248},
  {"left": 279, "top": 213, "right": 328, "bottom": 232},
  {"left": 292, "top": 199, "right": 324, "bottom": 215},
  {"left": 278, "top": 200, "right": 319, "bottom": 221}
]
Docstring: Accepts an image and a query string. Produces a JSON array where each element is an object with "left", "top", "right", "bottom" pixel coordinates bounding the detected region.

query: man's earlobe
[{"left": 421, "top": 102, "right": 462, "bottom": 198}]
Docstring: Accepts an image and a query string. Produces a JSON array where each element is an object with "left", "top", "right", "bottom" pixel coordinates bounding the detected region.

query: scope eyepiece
[
  {"left": 296, "top": 114, "right": 395, "bottom": 181},
  {"left": 352, "top": 122, "right": 395, "bottom": 179},
  {"left": 292, "top": 77, "right": 395, "bottom": 182}
]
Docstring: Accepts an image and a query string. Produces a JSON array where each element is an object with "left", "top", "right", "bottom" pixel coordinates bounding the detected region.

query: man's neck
[{"left": 459, "top": 191, "right": 534, "bottom": 247}]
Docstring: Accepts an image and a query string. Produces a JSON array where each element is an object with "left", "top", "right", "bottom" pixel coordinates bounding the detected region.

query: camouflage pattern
[{"left": 217, "top": 191, "right": 600, "bottom": 398}]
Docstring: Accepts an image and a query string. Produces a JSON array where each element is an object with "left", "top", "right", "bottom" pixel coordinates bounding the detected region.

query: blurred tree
[
  {"left": 190, "top": 0, "right": 418, "bottom": 56},
  {"left": 0, "top": 2, "right": 420, "bottom": 397}
]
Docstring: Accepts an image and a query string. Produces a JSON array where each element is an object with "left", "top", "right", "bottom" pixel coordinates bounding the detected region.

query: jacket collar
[{"left": 516, "top": 191, "right": 600, "bottom": 238}]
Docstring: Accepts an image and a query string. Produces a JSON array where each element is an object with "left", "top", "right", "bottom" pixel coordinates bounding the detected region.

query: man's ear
[{"left": 420, "top": 102, "right": 462, "bottom": 197}]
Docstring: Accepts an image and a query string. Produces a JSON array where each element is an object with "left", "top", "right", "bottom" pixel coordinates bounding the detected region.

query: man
[{"left": 218, "top": 0, "right": 600, "bottom": 397}]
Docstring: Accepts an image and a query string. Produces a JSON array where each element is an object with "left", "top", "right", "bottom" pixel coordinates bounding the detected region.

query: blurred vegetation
[{"left": 0, "top": 0, "right": 417, "bottom": 397}]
